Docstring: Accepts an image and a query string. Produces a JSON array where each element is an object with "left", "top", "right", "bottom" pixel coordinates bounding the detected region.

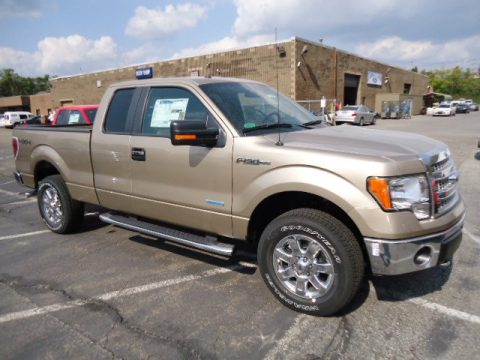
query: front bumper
[{"left": 364, "top": 215, "right": 464, "bottom": 275}]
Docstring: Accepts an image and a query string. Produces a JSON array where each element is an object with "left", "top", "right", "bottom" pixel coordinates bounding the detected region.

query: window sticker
[
  {"left": 151, "top": 98, "right": 189, "bottom": 128},
  {"left": 69, "top": 113, "right": 80, "bottom": 124}
]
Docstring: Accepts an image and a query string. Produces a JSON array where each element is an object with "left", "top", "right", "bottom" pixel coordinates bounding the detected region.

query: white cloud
[
  {"left": 172, "top": 34, "right": 273, "bottom": 58},
  {"left": 232, "top": 0, "right": 404, "bottom": 38},
  {"left": 354, "top": 35, "right": 480, "bottom": 69},
  {"left": 125, "top": 3, "right": 207, "bottom": 39},
  {"left": 0, "top": 35, "right": 119, "bottom": 76}
]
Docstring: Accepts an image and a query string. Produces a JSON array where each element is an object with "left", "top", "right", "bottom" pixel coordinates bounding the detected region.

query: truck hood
[{"left": 266, "top": 125, "right": 446, "bottom": 162}]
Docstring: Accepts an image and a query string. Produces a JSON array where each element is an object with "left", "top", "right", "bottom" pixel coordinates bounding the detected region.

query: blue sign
[{"left": 136, "top": 66, "right": 153, "bottom": 79}]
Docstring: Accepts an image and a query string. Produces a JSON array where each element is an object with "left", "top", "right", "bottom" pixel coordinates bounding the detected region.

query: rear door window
[{"left": 104, "top": 88, "right": 135, "bottom": 134}]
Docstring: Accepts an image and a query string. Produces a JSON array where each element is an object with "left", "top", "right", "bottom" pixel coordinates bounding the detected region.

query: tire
[
  {"left": 359, "top": 118, "right": 364, "bottom": 126},
  {"left": 37, "top": 175, "right": 84, "bottom": 233},
  {"left": 372, "top": 117, "right": 377, "bottom": 125},
  {"left": 257, "top": 208, "right": 364, "bottom": 316}
]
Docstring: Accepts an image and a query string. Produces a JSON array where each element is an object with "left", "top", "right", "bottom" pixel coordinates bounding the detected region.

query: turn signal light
[
  {"left": 175, "top": 134, "right": 197, "bottom": 141},
  {"left": 368, "top": 178, "right": 392, "bottom": 209}
]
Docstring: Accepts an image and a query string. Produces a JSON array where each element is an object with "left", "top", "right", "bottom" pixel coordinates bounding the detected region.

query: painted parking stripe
[
  {"left": 0, "top": 188, "right": 23, "bottom": 197},
  {"left": 2, "top": 198, "right": 37, "bottom": 206},
  {"left": 464, "top": 227, "right": 480, "bottom": 245},
  {"left": 0, "top": 230, "right": 50, "bottom": 241},
  {"left": 0, "top": 180, "right": 15, "bottom": 186},
  {"left": 407, "top": 297, "right": 480, "bottom": 325},
  {"left": 0, "top": 263, "right": 256, "bottom": 324}
]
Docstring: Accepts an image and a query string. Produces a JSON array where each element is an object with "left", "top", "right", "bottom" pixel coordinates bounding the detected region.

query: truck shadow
[
  {"left": 370, "top": 263, "right": 453, "bottom": 302},
  {"left": 128, "top": 234, "right": 257, "bottom": 276}
]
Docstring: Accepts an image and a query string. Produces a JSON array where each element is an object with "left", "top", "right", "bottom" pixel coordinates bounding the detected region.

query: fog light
[{"left": 414, "top": 247, "right": 432, "bottom": 265}]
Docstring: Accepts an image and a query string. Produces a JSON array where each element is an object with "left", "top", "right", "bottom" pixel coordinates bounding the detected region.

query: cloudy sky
[{"left": 0, "top": 0, "right": 479, "bottom": 77}]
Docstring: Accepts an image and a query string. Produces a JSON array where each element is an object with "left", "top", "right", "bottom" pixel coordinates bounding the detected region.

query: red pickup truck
[{"left": 52, "top": 105, "right": 98, "bottom": 125}]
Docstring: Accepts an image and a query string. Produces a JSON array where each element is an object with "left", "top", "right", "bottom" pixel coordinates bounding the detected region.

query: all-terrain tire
[{"left": 258, "top": 208, "right": 364, "bottom": 316}]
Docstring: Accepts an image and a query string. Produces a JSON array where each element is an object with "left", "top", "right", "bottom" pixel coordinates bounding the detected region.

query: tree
[
  {"left": 422, "top": 67, "right": 480, "bottom": 101},
  {"left": 0, "top": 68, "right": 50, "bottom": 97}
]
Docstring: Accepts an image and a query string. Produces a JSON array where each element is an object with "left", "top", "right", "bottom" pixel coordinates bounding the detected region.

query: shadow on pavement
[
  {"left": 129, "top": 234, "right": 257, "bottom": 276},
  {"left": 371, "top": 262, "right": 453, "bottom": 302}
]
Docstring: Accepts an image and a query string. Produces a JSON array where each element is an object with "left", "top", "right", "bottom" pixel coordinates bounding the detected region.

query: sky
[{"left": 0, "top": 0, "right": 479, "bottom": 77}]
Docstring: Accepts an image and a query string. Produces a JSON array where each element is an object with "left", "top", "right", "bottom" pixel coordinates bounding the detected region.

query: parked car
[
  {"left": 469, "top": 103, "right": 479, "bottom": 111},
  {"left": 0, "top": 111, "right": 34, "bottom": 128},
  {"left": 52, "top": 105, "right": 99, "bottom": 126},
  {"left": 433, "top": 103, "right": 456, "bottom": 116},
  {"left": 13, "top": 115, "right": 45, "bottom": 128},
  {"left": 455, "top": 103, "right": 470, "bottom": 114},
  {"left": 335, "top": 105, "right": 376, "bottom": 125}
]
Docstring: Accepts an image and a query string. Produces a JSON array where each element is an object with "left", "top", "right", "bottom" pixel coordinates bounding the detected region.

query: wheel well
[
  {"left": 34, "top": 161, "right": 60, "bottom": 188},
  {"left": 247, "top": 191, "right": 368, "bottom": 264}
]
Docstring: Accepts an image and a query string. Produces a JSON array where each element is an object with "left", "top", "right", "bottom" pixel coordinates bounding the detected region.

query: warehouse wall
[{"left": 50, "top": 40, "right": 295, "bottom": 107}]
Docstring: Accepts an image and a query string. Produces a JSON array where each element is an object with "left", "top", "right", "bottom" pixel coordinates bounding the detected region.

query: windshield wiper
[{"left": 243, "top": 123, "right": 293, "bottom": 133}]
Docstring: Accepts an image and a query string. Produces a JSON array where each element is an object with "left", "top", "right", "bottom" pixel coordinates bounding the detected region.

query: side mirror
[{"left": 170, "top": 121, "right": 219, "bottom": 147}]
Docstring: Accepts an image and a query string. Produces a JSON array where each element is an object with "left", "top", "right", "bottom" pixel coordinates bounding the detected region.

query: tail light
[
  {"left": 351, "top": 113, "right": 357, "bottom": 116},
  {"left": 12, "top": 137, "right": 19, "bottom": 159}
]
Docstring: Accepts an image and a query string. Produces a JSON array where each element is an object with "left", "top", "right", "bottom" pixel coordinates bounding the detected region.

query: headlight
[{"left": 367, "top": 175, "right": 431, "bottom": 220}]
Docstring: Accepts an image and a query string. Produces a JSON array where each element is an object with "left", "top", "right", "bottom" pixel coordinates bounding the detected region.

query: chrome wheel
[
  {"left": 41, "top": 185, "right": 63, "bottom": 227},
  {"left": 273, "top": 234, "right": 334, "bottom": 300}
]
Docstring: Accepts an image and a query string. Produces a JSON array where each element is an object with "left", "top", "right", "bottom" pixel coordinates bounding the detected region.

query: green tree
[
  {"left": 422, "top": 67, "right": 480, "bottom": 101},
  {"left": 0, "top": 68, "right": 50, "bottom": 97}
]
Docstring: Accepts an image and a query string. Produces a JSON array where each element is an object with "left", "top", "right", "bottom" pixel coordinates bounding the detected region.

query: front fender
[{"left": 233, "top": 165, "right": 377, "bottom": 220}]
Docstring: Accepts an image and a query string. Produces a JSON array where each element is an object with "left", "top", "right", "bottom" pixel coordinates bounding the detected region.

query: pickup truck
[{"left": 12, "top": 77, "right": 465, "bottom": 316}]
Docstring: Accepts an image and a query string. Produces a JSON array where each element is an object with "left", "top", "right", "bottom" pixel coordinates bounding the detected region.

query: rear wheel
[
  {"left": 258, "top": 208, "right": 364, "bottom": 316},
  {"left": 359, "top": 118, "right": 364, "bottom": 126},
  {"left": 38, "top": 175, "right": 84, "bottom": 233}
]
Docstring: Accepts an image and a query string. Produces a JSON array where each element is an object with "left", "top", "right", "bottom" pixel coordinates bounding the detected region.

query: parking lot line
[
  {"left": 464, "top": 227, "right": 480, "bottom": 245},
  {"left": 0, "top": 230, "right": 50, "bottom": 242},
  {"left": 0, "top": 180, "right": 15, "bottom": 186},
  {"left": 407, "top": 297, "right": 480, "bottom": 325},
  {"left": 0, "top": 264, "right": 251, "bottom": 324},
  {"left": 0, "top": 188, "right": 23, "bottom": 197},
  {"left": 2, "top": 198, "right": 37, "bottom": 206}
]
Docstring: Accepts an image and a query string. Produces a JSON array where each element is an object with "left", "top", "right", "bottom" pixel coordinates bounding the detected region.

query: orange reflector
[
  {"left": 175, "top": 134, "right": 197, "bottom": 140},
  {"left": 368, "top": 178, "right": 392, "bottom": 209}
]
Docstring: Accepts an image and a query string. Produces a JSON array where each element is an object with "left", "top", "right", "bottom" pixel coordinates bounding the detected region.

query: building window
[{"left": 404, "top": 83, "right": 412, "bottom": 95}]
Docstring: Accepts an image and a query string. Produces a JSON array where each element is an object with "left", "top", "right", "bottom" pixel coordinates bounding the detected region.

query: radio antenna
[{"left": 275, "top": 28, "right": 283, "bottom": 146}]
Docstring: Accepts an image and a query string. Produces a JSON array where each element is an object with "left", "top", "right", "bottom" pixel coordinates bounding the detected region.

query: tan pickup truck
[{"left": 12, "top": 77, "right": 464, "bottom": 316}]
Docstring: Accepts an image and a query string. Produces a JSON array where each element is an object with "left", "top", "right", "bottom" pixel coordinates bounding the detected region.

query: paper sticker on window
[
  {"left": 69, "top": 113, "right": 80, "bottom": 124},
  {"left": 151, "top": 98, "right": 189, "bottom": 128}
]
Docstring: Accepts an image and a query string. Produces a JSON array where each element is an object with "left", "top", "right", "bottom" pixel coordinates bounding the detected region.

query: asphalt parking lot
[{"left": 0, "top": 113, "right": 479, "bottom": 359}]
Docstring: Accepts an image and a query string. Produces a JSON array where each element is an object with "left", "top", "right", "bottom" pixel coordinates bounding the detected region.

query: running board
[{"left": 99, "top": 213, "right": 234, "bottom": 257}]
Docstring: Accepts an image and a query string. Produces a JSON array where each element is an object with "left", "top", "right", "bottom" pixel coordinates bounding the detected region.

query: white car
[
  {"left": 0, "top": 111, "right": 34, "bottom": 128},
  {"left": 335, "top": 105, "right": 376, "bottom": 126},
  {"left": 433, "top": 104, "right": 456, "bottom": 117}
]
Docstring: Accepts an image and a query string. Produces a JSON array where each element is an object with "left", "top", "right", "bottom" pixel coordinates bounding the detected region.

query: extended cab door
[
  {"left": 91, "top": 87, "right": 141, "bottom": 211},
  {"left": 128, "top": 86, "right": 233, "bottom": 237}
]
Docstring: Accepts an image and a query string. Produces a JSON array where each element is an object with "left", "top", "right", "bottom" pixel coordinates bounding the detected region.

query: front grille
[{"left": 429, "top": 155, "right": 459, "bottom": 216}]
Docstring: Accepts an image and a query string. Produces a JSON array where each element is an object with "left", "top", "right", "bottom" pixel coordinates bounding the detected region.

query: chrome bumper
[
  {"left": 364, "top": 216, "right": 464, "bottom": 276},
  {"left": 13, "top": 171, "right": 24, "bottom": 185}
]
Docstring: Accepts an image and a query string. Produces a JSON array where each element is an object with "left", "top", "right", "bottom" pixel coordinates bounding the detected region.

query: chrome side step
[{"left": 99, "top": 212, "right": 234, "bottom": 257}]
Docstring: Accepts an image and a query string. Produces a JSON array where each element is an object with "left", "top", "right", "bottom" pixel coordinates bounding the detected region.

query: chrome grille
[{"left": 430, "top": 155, "right": 459, "bottom": 216}]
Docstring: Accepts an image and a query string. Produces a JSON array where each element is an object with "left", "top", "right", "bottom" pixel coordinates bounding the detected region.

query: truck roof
[{"left": 109, "top": 76, "right": 260, "bottom": 89}]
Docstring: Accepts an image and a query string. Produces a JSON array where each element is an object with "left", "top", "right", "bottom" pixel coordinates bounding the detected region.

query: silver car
[{"left": 335, "top": 105, "right": 376, "bottom": 126}]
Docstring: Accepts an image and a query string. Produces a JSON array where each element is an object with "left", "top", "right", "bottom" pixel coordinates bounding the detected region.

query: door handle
[{"left": 131, "top": 147, "right": 146, "bottom": 161}]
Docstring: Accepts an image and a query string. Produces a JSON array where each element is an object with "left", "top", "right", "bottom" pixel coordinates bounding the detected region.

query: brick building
[{"left": 50, "top": 37, "right": 430, "bottom": 115}]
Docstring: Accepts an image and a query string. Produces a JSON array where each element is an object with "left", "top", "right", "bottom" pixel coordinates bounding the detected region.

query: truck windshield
[{"left": 200, "top": 82, "right": 323, "bottom": 135}]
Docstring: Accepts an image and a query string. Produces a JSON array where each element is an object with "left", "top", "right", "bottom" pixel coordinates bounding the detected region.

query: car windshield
[
  {"left": 86, "top": 109, "right": 97, "bottom": 123},
  {"left": 200, "top": 82, "right": 323, "bottom": 135},
  {"left": 343, "top": 106, "right": 359, "bottom": 111},
  {"left": 439, "top": 104, "right": 450, "bottom": 108}
]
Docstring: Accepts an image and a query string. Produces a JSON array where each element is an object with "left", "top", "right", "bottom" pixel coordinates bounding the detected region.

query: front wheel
[
  {"left": 258, "top": 208, "right": 364, "bottom": 316},
  {"left": 38, "top": 175, "right": 84, "bottom": 233}
]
